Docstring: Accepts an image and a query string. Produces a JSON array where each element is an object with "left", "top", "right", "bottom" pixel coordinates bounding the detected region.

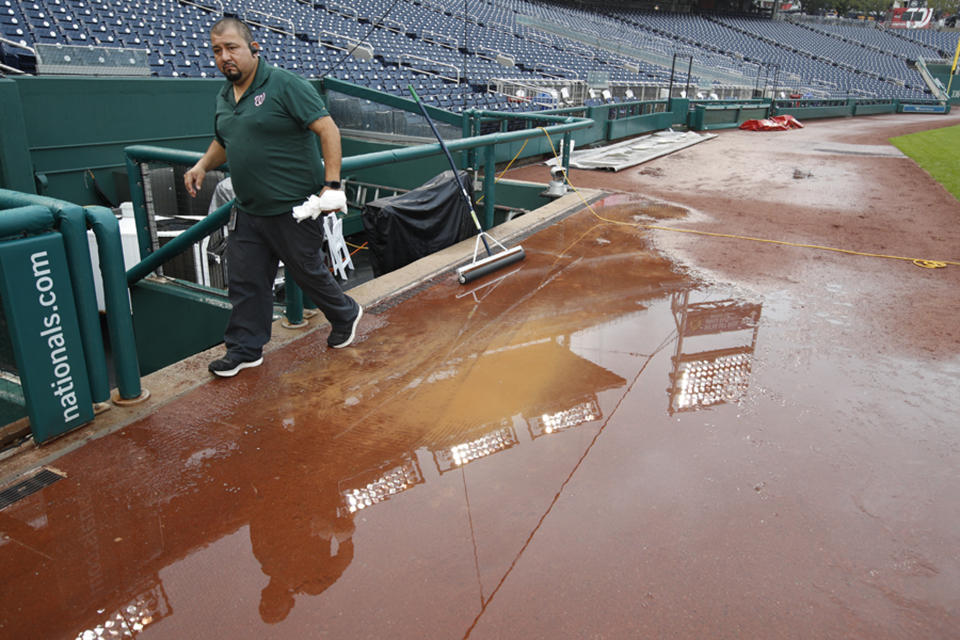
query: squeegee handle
[
  {"left": 408, "top": 86, "right": 466, "bottom": 191},
  {"left": 408, "top": 86, "right": 488, "bottom": 251}
]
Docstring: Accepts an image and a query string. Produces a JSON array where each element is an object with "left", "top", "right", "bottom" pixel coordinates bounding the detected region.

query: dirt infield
[
  {"left": 507, "top": 113, "right": 960, "bottom": 360},
  {"left": 500, "top": 113, "right": 960, "bottom": 637}
]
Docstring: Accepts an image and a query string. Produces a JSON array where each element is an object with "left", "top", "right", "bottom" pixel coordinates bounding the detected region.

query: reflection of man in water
[{"left": 249, "top": 470, "right": 355, "bottom": 623}]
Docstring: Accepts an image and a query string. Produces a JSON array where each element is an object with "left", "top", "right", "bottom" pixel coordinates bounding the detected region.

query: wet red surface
[{"left": 2, "top": 115, "right": 960, "bottom": 639}]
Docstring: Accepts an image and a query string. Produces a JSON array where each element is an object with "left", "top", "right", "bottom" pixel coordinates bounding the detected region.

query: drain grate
[{"left": 0, "top": 468, "right": 65, "bottom": 510}]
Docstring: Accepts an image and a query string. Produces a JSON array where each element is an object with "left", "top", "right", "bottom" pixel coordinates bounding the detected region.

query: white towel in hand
[{"left": 292, "top": 189, "right": 347, "bottom": 222}]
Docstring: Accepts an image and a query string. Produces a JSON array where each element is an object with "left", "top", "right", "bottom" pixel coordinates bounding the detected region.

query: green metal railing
[
  {"left": 0, "top": 190, "right": 143, "bottom": 403},
  {"left": 124, "top": 110, "right": 591, "bottom": 322},
  {"left": 465, "top": 108, "right": 582, "bottom": 154},
  {"left": 0, "top": 204, "right": 55, "bottom": 236},
  {"left": 123, "top": 145, "right": 230, "bottom": 263}
]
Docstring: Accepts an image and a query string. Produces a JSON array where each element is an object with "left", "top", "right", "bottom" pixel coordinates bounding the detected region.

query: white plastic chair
[{"left": 323, "top": 212, "right": 354, "bottom": 281}]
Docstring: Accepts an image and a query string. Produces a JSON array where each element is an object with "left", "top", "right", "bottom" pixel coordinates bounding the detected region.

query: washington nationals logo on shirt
[{"left": 254, "top": 92, "right": 266, "bottom": 107}]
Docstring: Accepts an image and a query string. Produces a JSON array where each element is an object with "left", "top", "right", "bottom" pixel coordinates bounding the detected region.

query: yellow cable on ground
[{"left": 536, "top": 127, "right": 957, "bottom": 270}]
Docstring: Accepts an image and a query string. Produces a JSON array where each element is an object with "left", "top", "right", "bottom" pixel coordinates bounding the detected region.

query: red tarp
[{"left": 739, "top": 114, "right": 804, "bottom": 131}]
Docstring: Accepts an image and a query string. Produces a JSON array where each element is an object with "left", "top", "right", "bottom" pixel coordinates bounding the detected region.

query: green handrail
[
  {"left": 125, "top": 199, "right": 232, "bottom": 284},
  {"left": 124, "top": 147, "right": 229, "bottom": 263},
  {"left": 124, "top": 112, "right": 589, "bottom": 216},
  {"left": 85, "top": 205, "right": 143, "bottom": 401},
  {"left": 0, "top": 204, "right": 56, "bottom": 237},
  {"left": 123, "top": 112, "right": 592, "bottom": 320},
  {"left": 0, "top": 190, "right": 111, "bottom": 402},
  {"left": 0, "top": 190, "right": 143, "bottom": 401},
  {"left": 471, "top": 110, "right": 587, "bottom": 123},
  {"left": 124, "top": 153, "right": 155, "bottom": 263}
]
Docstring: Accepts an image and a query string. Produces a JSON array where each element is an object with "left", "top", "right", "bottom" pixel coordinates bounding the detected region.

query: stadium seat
[{"left": 0, "top": 0, "right": 933, "bottom": 104}]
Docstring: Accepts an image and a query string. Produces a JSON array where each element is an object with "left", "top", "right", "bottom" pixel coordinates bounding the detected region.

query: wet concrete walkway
[{"left": 2, "top": 115, "right": 960, "bottom": 639}]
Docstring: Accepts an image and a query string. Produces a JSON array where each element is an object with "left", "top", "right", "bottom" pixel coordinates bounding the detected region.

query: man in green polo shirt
[{"left": 185, "top": 17, "right": 363, "bottom": 377}]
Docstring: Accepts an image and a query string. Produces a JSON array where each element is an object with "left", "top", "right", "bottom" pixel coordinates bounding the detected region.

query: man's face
[{"left": 211, "top": 26, "right": 258, "bottom": 85}]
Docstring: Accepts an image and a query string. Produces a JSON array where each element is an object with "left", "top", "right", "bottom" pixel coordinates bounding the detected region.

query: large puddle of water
[{"left": 1, "top": 200, "right": 957, "bottom": 639}]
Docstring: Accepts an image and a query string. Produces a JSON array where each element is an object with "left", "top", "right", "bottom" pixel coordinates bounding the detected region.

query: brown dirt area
[{"left": 506, "top": 113, "right": 960, "bottom": 362}]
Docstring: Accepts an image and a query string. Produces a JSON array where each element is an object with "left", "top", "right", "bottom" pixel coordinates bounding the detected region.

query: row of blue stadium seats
[
  {"left": 7, "top": 0, "right": 674, "bottom": 72},
  {"left": 3, "top": 0, "right": 937, "bottom": 104},
  {"left": 3, "top": 6, "right": 648, "bottom": 87}
]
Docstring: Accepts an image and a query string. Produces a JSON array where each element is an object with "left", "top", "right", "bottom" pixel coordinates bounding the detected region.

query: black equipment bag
[{"left": 361, "top": 170, "right": 475, "bottom": 277}]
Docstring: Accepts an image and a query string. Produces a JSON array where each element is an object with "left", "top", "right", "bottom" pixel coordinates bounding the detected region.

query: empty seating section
[
  {"left": 1, "top": 0, "right": 937, "bottom": 108},
  {"left": 708, "top": 15, "right": 927, "bottom": 97},
  {"left": 611, "top": 10, "right": 929, "bottom": 99},
  {"left": 811, "top": 21, "right": 939, "bottom": 59},
  {"left": 889, "top": 24, "right": 958, "bottom": 56}
]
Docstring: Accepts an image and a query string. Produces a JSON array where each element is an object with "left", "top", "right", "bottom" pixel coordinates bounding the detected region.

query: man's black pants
[{"left": 224, "top": 209, "right": 358, "bottom": 361}]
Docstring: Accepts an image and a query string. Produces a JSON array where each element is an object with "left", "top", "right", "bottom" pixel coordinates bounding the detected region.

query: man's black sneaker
[
  {"left": 208, "top": 355, "right": 264, "bottom": 377},
  {"left": 328, "top": 304, "right": 363, "bottom": 349}
]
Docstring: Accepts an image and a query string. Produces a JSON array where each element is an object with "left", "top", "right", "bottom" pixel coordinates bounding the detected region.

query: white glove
[
  {"left": 292, "top": 194, "right": 322, "bottom": 222},
  {"left": 292, "top": 189, "right": 347, "bottom": 222}
]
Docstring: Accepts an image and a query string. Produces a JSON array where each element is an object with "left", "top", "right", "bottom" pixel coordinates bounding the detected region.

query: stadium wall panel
[
  {"left": 130, "top": 278, "right": 230, "bottom": 375},
  {"left": 689, "top": 103, "right": 770, "bottom": 130},
  {"left": 853, "top": 102, "right": 898, "bottom": 116},
  {"left": 7, "top": 76, "right": 220, "bottom": 205},
  {"left": 0, "top": 80, "right": 35, "bottom": 194},
  {"left": 607, "top": 111, "right": 674, "bottom": 139},
  {"left": 771, "top": 101, "right": 855, "bottom": 119}
]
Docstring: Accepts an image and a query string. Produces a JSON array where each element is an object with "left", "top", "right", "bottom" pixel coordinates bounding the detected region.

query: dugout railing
[
  {"left": 0, "top": 190, "right": 147, "bottom": 445},
  {"left": 123, "top": 110, "right": 591, "bottom": 326}
]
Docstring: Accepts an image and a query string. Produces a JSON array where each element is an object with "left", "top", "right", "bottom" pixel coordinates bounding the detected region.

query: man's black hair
[{"left": 211, "top": 16, "right": 254, "bottom": 45}]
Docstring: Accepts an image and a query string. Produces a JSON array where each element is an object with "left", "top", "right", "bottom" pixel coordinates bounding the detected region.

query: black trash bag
[{"left": 361, "top": 170, "right": 475, "bottom": 277}]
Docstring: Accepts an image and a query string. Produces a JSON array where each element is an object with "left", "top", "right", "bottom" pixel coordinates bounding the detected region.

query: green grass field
[{"left": 890, "top": 124, "right": 960, "bottom": 202}]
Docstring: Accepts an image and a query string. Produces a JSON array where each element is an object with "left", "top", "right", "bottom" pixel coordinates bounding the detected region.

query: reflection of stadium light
[
  {"left": 531, "top": 398, "right": 601, "bottom": 437},
  {"left": 74, "top": 585, "right": 168, "bottom": 639},
  {"left": 342, "top": 460, "right": 422, "bottom": 514},
  {"left": 675, "top": 353, "right": 751, "bottom": 410},
  {"left": 433, "top": 425, "right": 519, "bottom": 473},
  {"left": 75, "top": 611, "right": 149, "bottom": 638},
  {"left": 451, "top": 428, "right": 514, "bottom": 466}
]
